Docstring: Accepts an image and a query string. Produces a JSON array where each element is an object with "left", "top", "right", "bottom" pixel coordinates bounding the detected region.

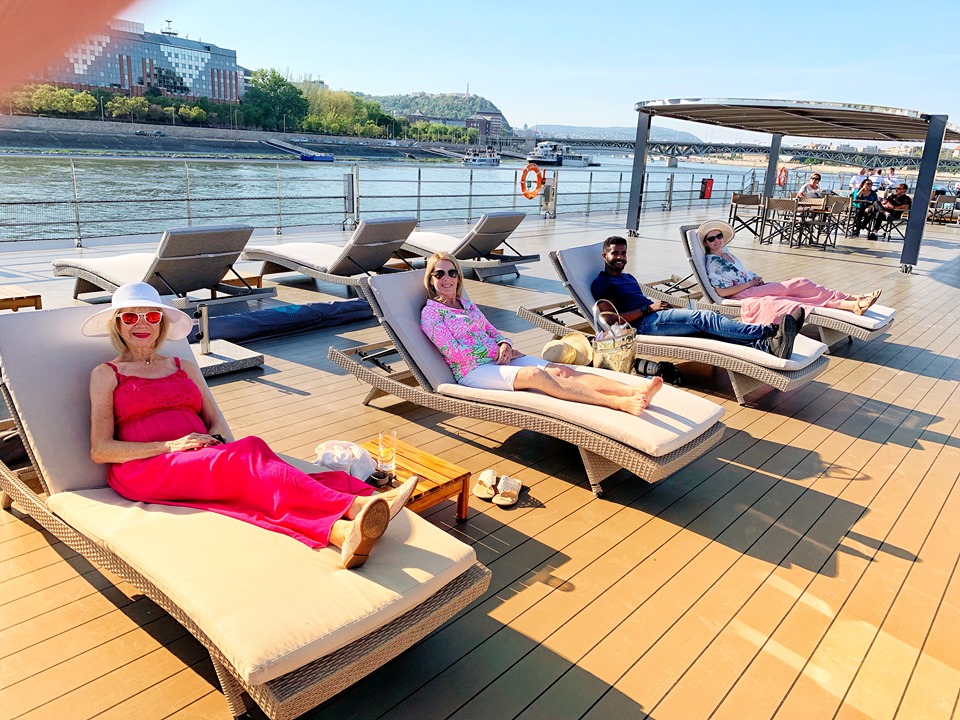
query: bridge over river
[{"left": 497, "top": 137, "right": 960, "bottom": 170}]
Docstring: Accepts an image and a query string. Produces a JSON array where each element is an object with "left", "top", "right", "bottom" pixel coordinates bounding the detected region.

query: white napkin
[{"left": 314, "top": 440, "right": 377, "bottom": 481}]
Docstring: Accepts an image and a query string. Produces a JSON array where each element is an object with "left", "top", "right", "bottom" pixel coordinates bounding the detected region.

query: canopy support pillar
[
  {"left": 763, "top": 134, "right": 782, "bottom": 200},
  {"left": 626, "top": 111, "right": 652, "bottom": 237},
  {"left": 900, "top": 114, "right": 946, "bottom": 271}
]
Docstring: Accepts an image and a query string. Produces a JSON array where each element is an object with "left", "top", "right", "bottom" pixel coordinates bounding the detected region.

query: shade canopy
[{"left": 635, "top": 98, "right": 960, "bottom": 143}]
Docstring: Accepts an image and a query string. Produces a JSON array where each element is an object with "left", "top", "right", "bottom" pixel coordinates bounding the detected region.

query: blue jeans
[{"left": 638, "top": 308, "right": 772, "bottom": 350}]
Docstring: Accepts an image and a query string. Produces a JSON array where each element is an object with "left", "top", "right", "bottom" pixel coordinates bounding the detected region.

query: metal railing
[{"left": 0, "top": 158, "right": 771, "bottom": 245}]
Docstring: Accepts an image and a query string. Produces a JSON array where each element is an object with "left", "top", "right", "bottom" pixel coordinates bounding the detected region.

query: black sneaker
[
  {"left": 790, "top": 306, "right": 805, "bottom": 334},
  {"left": 867, "top": 232, "right": 878, "bottom": 240},
  {"left": 766, "top": 314, "right": 798, "bottom": 359}
]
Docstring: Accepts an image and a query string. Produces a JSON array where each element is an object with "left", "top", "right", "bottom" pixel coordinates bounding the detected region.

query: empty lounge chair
[
  {"left": 52, "top": 225, "right": 274, "bottom": 306},
  {"left": 241, "top": 216, "right": 420, "bottom": 294},
  {"left": 401, "top": 211, "right": 539, "bottom": 280}
]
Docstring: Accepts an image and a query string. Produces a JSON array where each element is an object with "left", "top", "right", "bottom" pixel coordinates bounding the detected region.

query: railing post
[
  {"left": 512, "top": 169, "right": 518, "bottom": 211},
  {"left": 183, "top": 162, "right": 192, "bottom": 227},
  {"left": 274, "top": 164, "right": 283, "bottom": 235},
  {"left": 586, "top": 171, "right": 593, "bottom": 215},
  {"left": 616, "top": 172, "right": 623, "bottom": 214},
  {"left": 353, "top": 163, "right": 360, "bottom": 226},
  {"left": 416, "top": 166, "right": 422, "bottom": 222},
  {"left": 467, "top": 168, "right": 474, "bottom": 222},
  {"left": 69, "top": 160, "right": 83, "bottom": 247},
  {"left": 688, "top": 174, "right": 695, "bottom": 209},
  {"left": 666, "top": 174, "right": 674, "bottom": 211},
  {"left": 342, "top": 171, "right": 355, "bottom": 228}
]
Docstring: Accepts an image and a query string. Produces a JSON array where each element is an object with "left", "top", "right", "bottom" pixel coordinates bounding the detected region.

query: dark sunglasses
[
  {"left": 811, "top": 176, "right": 821, "bottom": 181},
  {"left": 704, "top": 233, "right": 725, "bottom": 242},
  {"left": 118, "top": 311, "right": 163, "bottom": 326},
  {"left": 431, "top": 268, "right": 459, "bottom": 279}
]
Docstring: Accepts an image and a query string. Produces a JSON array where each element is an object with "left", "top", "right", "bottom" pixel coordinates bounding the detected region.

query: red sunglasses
[{"left": 118, "top": 311, "right": 163, "bottom": 326}]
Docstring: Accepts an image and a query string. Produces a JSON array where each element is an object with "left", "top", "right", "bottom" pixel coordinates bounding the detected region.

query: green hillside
[{"left": 359, "top": 92, "right": 511, "bottom": 130}]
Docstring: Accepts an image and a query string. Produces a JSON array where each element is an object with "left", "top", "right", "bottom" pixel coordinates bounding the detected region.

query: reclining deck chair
[
  {"left": 327, "top": 271, "right": 726, "bottom": 497},
  {"left": 678, "top": 224, "right": 895, "bottom": 349},
  {"left": 52, "top": 225, "right": 274, "bottom": 307},
  {"left": 516, "top": 243, "right": 830, "bottom": 406},
  {"left": 400, "top": 211, "right": 539, "bottom": 280},
  {"left": 0, "top": 305, "right": 490, "bottom": 720},
  {"left": 242, "top": 216, "right": 420, "bottom": 294}
]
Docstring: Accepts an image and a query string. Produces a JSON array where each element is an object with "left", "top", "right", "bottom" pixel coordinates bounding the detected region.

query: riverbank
[{"left": 0, "top": 115, "right": 438, "bottom": 161}]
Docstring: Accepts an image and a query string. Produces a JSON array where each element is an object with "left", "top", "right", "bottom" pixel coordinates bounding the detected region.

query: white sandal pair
[{"left": 472, "top": 469, "right": 522, "bottom": 507}]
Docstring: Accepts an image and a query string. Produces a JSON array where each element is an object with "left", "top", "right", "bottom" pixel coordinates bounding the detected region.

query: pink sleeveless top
[{"left": 105, "top": 358, "right": 207, "bottom": 443}]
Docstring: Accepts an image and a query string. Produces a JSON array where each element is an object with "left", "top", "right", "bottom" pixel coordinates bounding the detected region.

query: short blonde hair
[
  {"left": 107, "top": 309, "right": 169, "bottom": 353},
  {"left": 423, "top": 252, "right": 464, "bottom": 300}
]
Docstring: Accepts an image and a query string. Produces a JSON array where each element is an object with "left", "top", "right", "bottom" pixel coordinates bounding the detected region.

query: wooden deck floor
[{"left": 2, "top": 209, "right": 960, "bottom": 719}]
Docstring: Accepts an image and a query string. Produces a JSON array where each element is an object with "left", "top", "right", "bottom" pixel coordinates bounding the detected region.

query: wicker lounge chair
[
  {"left": 242, "top": 216, "right": 420, "bottom": 294},
  {"left": 515, "top": 243, "right": 830, "bottom": 406},
  {"left": 678, "top": 224, "right": 895, "bottom": 349},
  {"left": 327, "top": 270, "right": 726, "bottom": 497},
  {"left": 52, "top": 225, "right": 275, "bottom": 307},
  {"left": 0, "top": 305, "right": 490, "bottom": 720},
  {"left": 400, "top": 211, "right": 539, "bottom": 280}
]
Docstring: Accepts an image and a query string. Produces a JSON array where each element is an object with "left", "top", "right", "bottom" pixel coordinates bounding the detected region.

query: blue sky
[{"left": 124, "top": 0, "right": 957, "bottom": 144}]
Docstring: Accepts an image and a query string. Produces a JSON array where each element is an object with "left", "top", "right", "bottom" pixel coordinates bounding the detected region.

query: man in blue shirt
[{"left": 590, "top": 235, "right": 800, "bottom": 359}]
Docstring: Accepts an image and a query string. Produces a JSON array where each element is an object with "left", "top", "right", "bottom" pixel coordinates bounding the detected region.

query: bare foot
[
  {"left": 617, "top": 396, "right": 648, "bottom": 416},
  {"left": 637, "top": 376, "right": 664, "bottom": 410}
]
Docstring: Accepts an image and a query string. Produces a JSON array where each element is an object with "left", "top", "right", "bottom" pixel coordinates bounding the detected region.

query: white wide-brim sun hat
[
  {"left": 697, "top": 220, "right": 736, "bottom": 247},
  {"left": 80, "top": 282, "right": 194, "bottom": 340}
]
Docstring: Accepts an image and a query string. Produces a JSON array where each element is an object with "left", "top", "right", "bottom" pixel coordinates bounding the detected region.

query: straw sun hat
[
  {"left": 697, "top": 220, "right": 735, "bottom": 247},
  {"left": 541, "top": 333, "right": 594, "bottom": 366},
  {"left": 80, "top": 282, "right": 194, "bottom": 340}
]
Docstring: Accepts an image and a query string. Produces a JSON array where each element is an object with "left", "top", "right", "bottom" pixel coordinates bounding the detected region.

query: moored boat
[{"left": 525, "top": 140, "right": 596, "bottom": 167}]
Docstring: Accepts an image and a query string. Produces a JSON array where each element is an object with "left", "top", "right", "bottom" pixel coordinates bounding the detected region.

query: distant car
[
  {"left": 134, "top": 130, "right": 147, "bottom": 136},
  {"left": 152, "top": 130, "right": 166, "bottom": 137},
  {"left": 289, "top": 137, "right": 309, "bottom": 143}
]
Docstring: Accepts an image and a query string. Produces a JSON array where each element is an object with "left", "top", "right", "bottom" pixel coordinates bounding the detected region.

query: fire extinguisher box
[{"left": 699, "top": 178, "right": 714, "bottom": 199}]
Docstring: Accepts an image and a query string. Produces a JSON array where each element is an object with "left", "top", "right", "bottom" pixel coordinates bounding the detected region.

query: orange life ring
[
  {"left": 520, "top": 163, "right": 545, "bottom": 199},
  {"left": 776, "top": 166, "right": 788, "bottom": 187}
]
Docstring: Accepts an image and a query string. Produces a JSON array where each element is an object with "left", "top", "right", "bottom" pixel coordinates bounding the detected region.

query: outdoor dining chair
[
  {"left": 758, "top": 198, "right": 798, "bottom": 245},
  {"left": 727, "top": 193, "right": 763, "bottom": 238},
  {"left": 928, "top": 195, "right": 957, "bottom": 225}
]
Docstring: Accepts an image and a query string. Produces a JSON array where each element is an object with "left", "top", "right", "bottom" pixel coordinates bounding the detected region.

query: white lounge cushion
[
  {"left": 405, "top": 231, "right": 461, "bottom": 255},
  {"left": 637, "top": 332, "right": 827, "bottom": 372},
  {"left": 243, "top": 242, "right": 343, "bottom": 273},
  {"left": 439, "top": 368, "right": 725, "bottom": 457},
  {"left": 47, "top": 487, "right": 477, "bottom": 687},
  {"left": 52, "top": 253, "right": 154, "bottom": 286}
]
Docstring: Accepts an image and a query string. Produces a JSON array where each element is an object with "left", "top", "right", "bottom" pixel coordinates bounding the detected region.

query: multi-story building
[
  {"left": 466, "top": 111, "right": 506, "bottom": 137},
  {"left": 39, "top": 19, "right": 244, "bottom": 102}
]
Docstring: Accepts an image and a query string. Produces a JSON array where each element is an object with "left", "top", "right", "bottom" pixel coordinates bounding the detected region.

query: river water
[{"left": 0, "top": 153, "right": 814, "bottom": 243}]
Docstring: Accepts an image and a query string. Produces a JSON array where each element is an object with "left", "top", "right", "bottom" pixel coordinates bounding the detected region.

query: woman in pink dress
[
  {"left": 85, "top": 282, "right": 416, "bottom": 569},
  {"left": 698, "top": 220, "right": 882, "bottom": 326}
]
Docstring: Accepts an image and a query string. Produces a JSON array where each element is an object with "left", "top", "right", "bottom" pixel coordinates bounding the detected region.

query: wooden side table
[
  {"left": 361, "top": 438, "right": 470, "bottom": 521},
  {"left": 0, "top": 286, "right": 42, "bottom": 312}
]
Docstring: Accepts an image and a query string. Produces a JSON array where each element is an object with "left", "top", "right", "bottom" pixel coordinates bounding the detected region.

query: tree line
[{"left": 1, "top": 68, "right": 501, "bottom": 143}]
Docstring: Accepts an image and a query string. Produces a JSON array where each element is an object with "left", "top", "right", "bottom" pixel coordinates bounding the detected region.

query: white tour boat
[
  {"left": 525, "top": 141, "right": 597, "bottom": 167},
  {"left": 461, "top": 147, "right": 501, "bottom": 166}
]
